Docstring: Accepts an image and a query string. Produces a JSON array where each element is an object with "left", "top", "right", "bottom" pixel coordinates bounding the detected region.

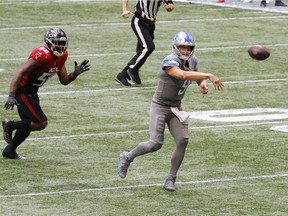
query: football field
[{"left": 0, "top": 0, "right": 288, "bottom": 215}]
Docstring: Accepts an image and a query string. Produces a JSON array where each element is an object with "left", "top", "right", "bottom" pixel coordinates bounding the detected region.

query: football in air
[{"left": 248, "top": 45, "right": 270, "bottom": 61}]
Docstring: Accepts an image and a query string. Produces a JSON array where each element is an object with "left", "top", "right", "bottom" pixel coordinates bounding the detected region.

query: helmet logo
[
  {"left": 44, "top": 28, "right": 68, "bottom": 57},
  {"left": 172, "top": 32, "right": 195, "bottom": 61}
]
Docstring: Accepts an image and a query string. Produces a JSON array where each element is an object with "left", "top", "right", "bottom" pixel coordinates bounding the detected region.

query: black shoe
[
  {"left": 2, "top": 146, "right": 26, "bottom": 160},
  {"left": 127, "top": 69, "right": 142, "bottom": 85},
  {"left": 2, "top": 119, "right": 13, "bottom": 145},
  {"left": 260, "top": 1, "right": 266, "bottom": 6},
  {"left": 275, "top": 1, "right": 287, "bottom": 6},
  {"left": 115, "top": 73, "right": 131, "bottom": 86}
]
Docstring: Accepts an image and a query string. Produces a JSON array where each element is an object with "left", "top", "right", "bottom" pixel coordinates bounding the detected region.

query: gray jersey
[{"left": 152, "top": 53, "right": 198, "bottom": 107}]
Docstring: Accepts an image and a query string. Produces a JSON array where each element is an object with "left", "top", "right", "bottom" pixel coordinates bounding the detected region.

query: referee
[{"left": 115, "top": 0, "right": 174, "bottom": 86}]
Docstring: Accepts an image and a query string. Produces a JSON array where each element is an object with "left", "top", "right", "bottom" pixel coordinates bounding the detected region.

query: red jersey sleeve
[{"left": 29, "top": 46, "right": 54, "bottom": 63}]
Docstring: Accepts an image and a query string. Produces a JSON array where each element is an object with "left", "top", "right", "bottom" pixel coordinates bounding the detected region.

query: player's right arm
[
  {"left": 162, "top": 55, "right": 224, "bottom": 90},
  {"left": 9, "top": 58, "right": 41, "bottom": 93},
  {"left": 166, "top": 67, "right": 224, "bottom": 90},
  {"left": 4, "top": 58, "right": 41, "bottom": 110}
]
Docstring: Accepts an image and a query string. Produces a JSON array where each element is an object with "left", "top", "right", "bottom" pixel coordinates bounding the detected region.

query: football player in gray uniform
[{"left": 118, "top": 32, "right": 224, "bottom": 191}]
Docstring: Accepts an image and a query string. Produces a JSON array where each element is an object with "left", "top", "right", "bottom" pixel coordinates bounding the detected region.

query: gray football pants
[{"left": 129, "top": 102, "right": 189, "bottom": 178}]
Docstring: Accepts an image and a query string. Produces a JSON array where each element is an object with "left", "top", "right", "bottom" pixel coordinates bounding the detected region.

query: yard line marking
[
  {"left": 0, "top": 15, "right": 287, "bottom": 31},
  {"left": 1, "top": 43, "right": 288, "bottom": 62},
  {"left": 224, "top": 78, "right": 288, "bottom": 84},
  {"left": 0, "top": 173, "right": 287, "bottom": 198},
  {"left": 0, "top": 0, "right": 117, "bottom": 4},
  {"left": 0, "top": 120, "right": 287, "bottom": 144},
  {"left": 0, "top": 78, "right": 287, "bottom": 98}
]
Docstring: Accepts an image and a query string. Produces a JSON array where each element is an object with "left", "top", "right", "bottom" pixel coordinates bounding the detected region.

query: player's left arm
[
  {"left": 57, "top": 65, "right": 71, "bottom": 85},
  {"left": 58, "top": 59, "right": 90, "bottom": 85}
]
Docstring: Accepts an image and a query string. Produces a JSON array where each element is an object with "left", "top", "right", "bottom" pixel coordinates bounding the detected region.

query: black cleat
[
  {"left": 260, "top": 0, "right": 266, "bottom": 6},
  {"left": 2, "top": 146, "right": 26, "bottom": 160},
  {"left": 115, "top": 73, "right": 131, "bottom": 86},
  {"left": 275, "top": 1, "right": 287, "bottom": 6},
  {"left": 127, "top": 69, "right": 142, "bottom": 85},
  {"left": 2, "top": 119, "right": 13, "bottom": 145}
]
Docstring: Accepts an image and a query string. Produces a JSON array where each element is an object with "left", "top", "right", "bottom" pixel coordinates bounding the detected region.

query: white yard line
[
  {"left": 0, "top": 15, "right": 287, "bottom": 32},
  {"left": 1, "top": 0, "right": 288, "bottom": 14},
  {"left": 0, "top": 0, "right": 116, "bottom": 4},
  {"left": 0, "top": 78, "right": 287, "bottom": 98},
  {"left": 176, "top": 0, "right": 288, "bottom": 14},
  {"left": 1, "top": 44, "right": 288, "bottom": 62},
  {"left": 0, "top": 120, "right": 287, "bottom": 144},
  {"left": 0, "top": 173, "right": 287, "bottom": 198}
]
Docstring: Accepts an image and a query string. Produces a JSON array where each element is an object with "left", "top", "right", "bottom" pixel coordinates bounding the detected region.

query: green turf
[{"left": 0, "top": 1, "right": 288, "bottom": 215}]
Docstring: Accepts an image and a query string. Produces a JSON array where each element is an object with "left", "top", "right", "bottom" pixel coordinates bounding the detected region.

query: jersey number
[
  {"left": 178, "top": 80, "right": 191, "bottom": 95},
  {"left": 34, "top": 72, "right": 52, "bottom": 87}
]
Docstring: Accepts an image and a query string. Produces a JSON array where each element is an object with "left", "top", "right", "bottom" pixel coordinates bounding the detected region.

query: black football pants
[{"left": 120, "top": 16, "right": 155, "bottom": 78}]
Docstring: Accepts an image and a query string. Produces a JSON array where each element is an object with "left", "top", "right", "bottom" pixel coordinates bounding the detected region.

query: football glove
[
  {"left": 73, "top": 59, "right": 90, "bottom": 77},
  {"left": 4, "top": 92, "right": 18, "bottom": 110}
]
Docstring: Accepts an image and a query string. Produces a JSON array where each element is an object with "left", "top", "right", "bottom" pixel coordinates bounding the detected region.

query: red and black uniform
[{"left": 16, "top": 46, "right": 68, "bottom": 122}]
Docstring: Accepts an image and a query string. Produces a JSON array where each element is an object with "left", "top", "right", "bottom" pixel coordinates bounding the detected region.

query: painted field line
[
  {"left": 0, "top": 0, "right": 109, "bottom": 4},
  {"left": 1, "top": 43, "right": 288, "bottom": 62},
  {"left": 0, "top": 173, "right": 287, "bottom": 199},
  {"left": 0, "top": 15, "right": 287, "bottom": 32},
  {"left": 0, "top": 78, "right": 287, "bottom": 98},
  {"left": 178, "top": 0, "right": 288, "bottom": 14},
  {"left": 0, "top": 120, "right": 287, "bottom": 144}
]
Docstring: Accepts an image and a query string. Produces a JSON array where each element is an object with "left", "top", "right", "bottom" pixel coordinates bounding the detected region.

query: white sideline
[{"left": 0, "top": 173, "right": 287, "bottom": 198}]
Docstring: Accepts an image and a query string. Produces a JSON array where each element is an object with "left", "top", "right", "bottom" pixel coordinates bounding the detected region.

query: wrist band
[
  {"left": 69, "top": 73, "right": 76, "bottom": 81},
  {"left": 9, "top": 92, "right": 16, "bottom": 97}
]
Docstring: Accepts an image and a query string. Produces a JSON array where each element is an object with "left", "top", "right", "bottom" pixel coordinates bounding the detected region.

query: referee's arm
[{"left": 122, "top": 0, "right": 130, "bottom": 18}]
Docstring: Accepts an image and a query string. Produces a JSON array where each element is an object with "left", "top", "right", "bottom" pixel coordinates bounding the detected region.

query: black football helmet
[{"left": 44, "top": 28, "right": 69, "bottom": 57}]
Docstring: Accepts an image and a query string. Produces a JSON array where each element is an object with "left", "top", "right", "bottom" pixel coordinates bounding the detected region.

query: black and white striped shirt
[{"left": 135, "top": 0, "right": 173, "bottom": 20}]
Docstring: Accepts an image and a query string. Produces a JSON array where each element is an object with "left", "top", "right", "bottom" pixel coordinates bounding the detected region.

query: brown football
[{"left": 248, "top": 45, "right": 270, "bottom": 61}]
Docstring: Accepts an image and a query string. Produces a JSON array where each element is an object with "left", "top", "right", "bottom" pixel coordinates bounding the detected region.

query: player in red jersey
[{"left": 2, "top": 27, "right": 90, "bottom": 159}]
